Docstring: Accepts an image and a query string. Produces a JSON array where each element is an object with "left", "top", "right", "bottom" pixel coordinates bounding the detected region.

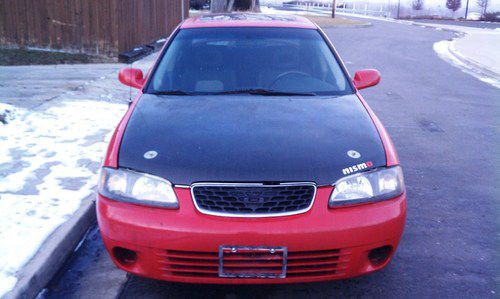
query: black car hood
[{"left": 119, "top": 94, "right": 386, "bottom": 186}]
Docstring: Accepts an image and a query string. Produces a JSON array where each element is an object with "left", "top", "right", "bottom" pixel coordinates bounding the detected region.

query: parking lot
[{"left": 42, "top": 17, "right": 499, "bottom": 299}]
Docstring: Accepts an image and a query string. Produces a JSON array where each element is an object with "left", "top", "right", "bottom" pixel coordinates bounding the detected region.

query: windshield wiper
[
  {"left": 149, "top": 89, "right": 316, "bottom": 96},
  {"left": 213, "top": 89, "right": 316, "bottom": 96},
  {"left": 149, "top": 90, "right": 193, "bottom": 96}
]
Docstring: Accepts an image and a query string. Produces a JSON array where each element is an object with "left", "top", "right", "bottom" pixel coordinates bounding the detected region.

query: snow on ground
[
  {"left": 433, "top": 39, "right": 500, "bottom": 89},
  {"left": 260, "top": 6, "right": 326, "bottom": 16},
  {"left": 0, "top": 100, "right": 126, "bottom": 297}
]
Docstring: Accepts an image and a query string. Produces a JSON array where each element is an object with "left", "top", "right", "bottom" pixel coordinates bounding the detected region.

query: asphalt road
[{"left": 41, "top": 18, "right": 499, "bottom": 298}]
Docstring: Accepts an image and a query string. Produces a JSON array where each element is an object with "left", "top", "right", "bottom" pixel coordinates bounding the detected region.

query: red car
[{"left": 97, "top": 13, "right": 406, "bottom": 284}]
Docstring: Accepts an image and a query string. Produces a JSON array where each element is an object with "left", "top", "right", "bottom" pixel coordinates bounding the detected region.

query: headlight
[
  {"left": 98, "top": 167, "right": 178, "bottom": 208},
  {"left": 329, "top": 166, "right": 404, "bottom": 207}
]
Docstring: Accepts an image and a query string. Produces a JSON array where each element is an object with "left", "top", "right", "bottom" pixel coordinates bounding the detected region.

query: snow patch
[
  {"left": 433, "top": 39, "right": 500, "bottom": 89},
  {"left": 0, "top": 100, "right": 126, "bottom": 297},
  {"left": 0, "top": 274, "right": 17, "bottom": 298},
  {"left": 261, "top": 6, "right": 326, "bottom": 16},
  {"left": 337, "top": 12, "right": 398, "bottom": 23}
]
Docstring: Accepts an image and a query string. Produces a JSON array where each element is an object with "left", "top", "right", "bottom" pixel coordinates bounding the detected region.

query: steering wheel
[{"left": 268, "top": 71, "right": 311, "bottom": 88}]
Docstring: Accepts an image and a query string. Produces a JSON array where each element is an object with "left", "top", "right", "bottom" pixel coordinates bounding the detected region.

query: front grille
[
  {"left": 286, "top": 249, "right": 350, "bottom": 278},
  {"left": 157, "top": 248, "right": 351, "bottom": 279},
  {"left": 159, "top": 250, "right": 219, "bottom": 278},
  {"left": 191, "top": 183, "right": 316, "bottom": 216}
]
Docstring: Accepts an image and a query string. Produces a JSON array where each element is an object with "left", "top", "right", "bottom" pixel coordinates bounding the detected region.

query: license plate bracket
[{"left": 218, "top": 245, "right": 287, "bottom": 278}]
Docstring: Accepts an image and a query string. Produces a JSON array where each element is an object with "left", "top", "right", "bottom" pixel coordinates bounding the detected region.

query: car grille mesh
[
  {"left": 157, "top": 248, "right": 351, "bottom": 279},
  {"left": 191, "top": 184, "right": 316, "bottom": 216}
]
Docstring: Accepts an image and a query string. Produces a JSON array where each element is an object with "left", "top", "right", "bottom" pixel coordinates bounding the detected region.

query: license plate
[{"left": 218, "top": 245, "right": 287, "bottom": 278}]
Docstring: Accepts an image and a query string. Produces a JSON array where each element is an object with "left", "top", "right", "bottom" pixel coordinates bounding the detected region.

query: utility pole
[
  {"left": 465, "top": 0, "right": 470, "bottom": 19},
  {"left": 397, "top": 0, "right": 401, "bottom": 19}
]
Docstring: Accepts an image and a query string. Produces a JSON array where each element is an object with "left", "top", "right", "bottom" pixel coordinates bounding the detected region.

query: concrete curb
[
  {"left": 412, "top": 21, "right": 500, "bottom": 86},
  {"left": 446, "top": 38, "right": 500, "bottom": 80},
  {"left": 4, "top": 195, "right": 97, "bottom": 299}
]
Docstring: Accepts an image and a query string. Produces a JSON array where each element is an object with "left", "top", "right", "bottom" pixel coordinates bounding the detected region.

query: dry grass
[{"left": 0, "top": 48, "right": 114, "bottom": 66}]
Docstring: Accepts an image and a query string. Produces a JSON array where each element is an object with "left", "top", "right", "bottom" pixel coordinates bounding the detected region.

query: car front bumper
[{"left": 97, "top": 186, "right": 406, "bottom": 284}]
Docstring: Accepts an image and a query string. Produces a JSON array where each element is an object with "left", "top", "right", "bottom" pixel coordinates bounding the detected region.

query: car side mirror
[
  {"left": 119, "top": 68, "right": 145, "bottom": 89},
  {"left": 353, "top": 69, "right": 381, "bottom": 90}
]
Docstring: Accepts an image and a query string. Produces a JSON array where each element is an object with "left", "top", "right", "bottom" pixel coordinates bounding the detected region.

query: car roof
[{"left": 180, "top": 13, "right": 318, "bottom": 29}]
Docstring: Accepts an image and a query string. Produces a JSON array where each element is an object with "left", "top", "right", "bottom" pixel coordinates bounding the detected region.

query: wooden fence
[{"left": 0, "top": 0, "right": 188, "bottom": 56}]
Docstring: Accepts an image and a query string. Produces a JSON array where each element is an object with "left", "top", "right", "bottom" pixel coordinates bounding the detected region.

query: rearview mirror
[
  {"left": 353, "top": 69, "right": 381, "bottom": 90},
  {"left": 119, "top": 68, "right": 145, "bottom": 89}
]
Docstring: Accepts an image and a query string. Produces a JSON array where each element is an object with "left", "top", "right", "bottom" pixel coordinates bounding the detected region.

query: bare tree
[
  {"left": 446, "top": 0, "right": 462, "bottom": 17},
  {"left": 411, "top": 0, "right": 424, "bottom": 11},
  {"left": 477, "top": 0, "right": 488, "bottom": 15},
  {"left": 211, "top": 0, "right": 260, "bottom": 13}
]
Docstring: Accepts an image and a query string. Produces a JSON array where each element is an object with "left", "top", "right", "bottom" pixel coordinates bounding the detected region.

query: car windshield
[{"left": 146, "top": 27, "right": 354, "bottom": 96}]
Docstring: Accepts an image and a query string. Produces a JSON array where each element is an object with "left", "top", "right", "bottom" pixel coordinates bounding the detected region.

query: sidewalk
[
  {"left": 415, "top": 22, "right": 500, "bottom": 79},
  {"left": 454, "top": 31, "right": 500, "bottom": 75},
  {"left": 0, "top": 54, "right": 156, "bottom": 298}
]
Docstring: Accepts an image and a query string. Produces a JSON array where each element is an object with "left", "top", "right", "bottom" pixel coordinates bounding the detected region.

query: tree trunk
[
  {"left": 250, "top": 0, "right": 261, "bottom": 12},
  {"left": 227, "top": 0, "right": 235, "bottom": 11},
  {"left": 211, "top": 0, "right": 228, "bottom": 13},
  {"left": 211, "top": 0, "right": 260, "bottom": 13},
  {"left": 331, "top": 0, "right": 336, "bottom": 18}
]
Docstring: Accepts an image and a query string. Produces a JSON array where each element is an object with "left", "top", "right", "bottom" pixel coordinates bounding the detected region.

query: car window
[{"left": 148, "top": 27, "right": 353, "bottom": 96}]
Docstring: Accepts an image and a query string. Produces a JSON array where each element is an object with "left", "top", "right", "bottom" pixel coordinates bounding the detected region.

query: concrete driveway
[{"left": 42, "top": 17, "right": 499, "bottom": 299}]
